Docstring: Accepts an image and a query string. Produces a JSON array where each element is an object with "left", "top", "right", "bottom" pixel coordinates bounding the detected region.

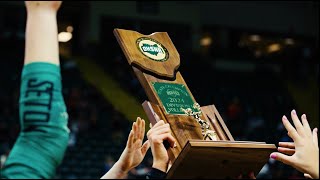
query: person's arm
[
  {"left": 24, "top": 1, "right": 61, "bottom": 65},
  {"left": 270, "top": 110, "right": 319, "bottom": 179},
  {"left": 1, "top": 1, "right": 70, "bottom": 179},
  {"left": 146, "top": 114, "right": 176, "bottom": 179},
  {"left": 100, "top": 117, "right": 150, "bottom": 179}
]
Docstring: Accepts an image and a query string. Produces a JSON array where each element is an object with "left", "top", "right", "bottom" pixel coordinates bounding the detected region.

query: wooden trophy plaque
[{"left": 113, "top": 28, "right": 276, "bottom": 179}]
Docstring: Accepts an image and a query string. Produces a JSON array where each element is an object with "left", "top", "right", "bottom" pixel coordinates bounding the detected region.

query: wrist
[
  {"left": 114, "top": 161, "right": 129, "bottom": 175},
  {"left": 27, "top": 8, "right": 57, "bottom": 17},
  {"left": 100, "top": 161, "right": 129, "bottom": 179},
  {"left": 152, "top": 161, "right": 168, "bottom": 173},
  {"left": 310, "top": 162, "right": 319, "bottom": 179}
]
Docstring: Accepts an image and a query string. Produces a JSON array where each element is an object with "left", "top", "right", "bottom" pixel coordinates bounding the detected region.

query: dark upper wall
[{"left": 0, "top": 1, "right": 318, "bottom": 50}]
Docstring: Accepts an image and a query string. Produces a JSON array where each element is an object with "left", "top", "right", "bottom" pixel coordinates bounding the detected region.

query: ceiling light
[
  {"left": 249, "top": 35, "right": 261, "bottom": 42},
  {"left": 58, "top": 32, "right": 72, "bottom": 42},
  {"left": 284, "top": 38, "right": 294, "bottom": 45},
  {"left": 66, "top": 26, "right": 74, "bottom": 33},
  {"left": 267, "top": 43, "right": 281, "bottom": 53},
  {"left": 200, "top": 36, "right": 212, "bottom": 46}
]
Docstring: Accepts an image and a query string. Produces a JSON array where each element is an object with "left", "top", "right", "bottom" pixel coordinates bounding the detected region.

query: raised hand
[
  {"left": 117, "top": 117, "right": 150, "bottom": 172},
  {"left": 101, "top": 117, "right": 150, "bottom": 179},
  {"left": 270, "top": 110, "right": 319, "bottom": 179},
  {"left": 147, "top": 114, "right": 176, "bottom": 172}
]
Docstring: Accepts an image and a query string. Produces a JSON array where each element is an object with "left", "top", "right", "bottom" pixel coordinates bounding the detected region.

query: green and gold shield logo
[{"left": 136, "top": 37, "right": 169, "bottom": 62}]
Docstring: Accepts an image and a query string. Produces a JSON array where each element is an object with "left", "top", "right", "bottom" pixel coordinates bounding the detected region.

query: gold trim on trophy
[{"left": 181, "top": 103, "right": 218, "bottom": 141}]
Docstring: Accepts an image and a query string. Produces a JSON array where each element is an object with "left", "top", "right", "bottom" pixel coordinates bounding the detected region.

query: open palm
[
  {"left": 271, "top": 110, "right": 319, "bottom": 179},
  {"left": 117, "top": 117, "right": 150, "bottom": 172}
]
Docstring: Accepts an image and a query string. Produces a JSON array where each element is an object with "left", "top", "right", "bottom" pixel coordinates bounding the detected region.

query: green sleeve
[{"left": 1, "top": 62, "right": 70, "bottom": 179}]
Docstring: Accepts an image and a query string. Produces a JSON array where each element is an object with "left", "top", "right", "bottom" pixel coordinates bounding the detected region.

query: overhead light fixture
[
  {"left": 200, "top": 36, "right": 212, "bottom": 47},
  {"left": 66, "top": 26, "right": 74, "bottom": 33},
  {"left": 267, "top": 43, "right": 281, "bottom": 53},
  {"left": 249, "top": 34, "right": 261, "bottom": 42},
  {"left": 58, "top": 32, "right": 72, "bottom": 42},
  {"left": 284, "top": 38, "right": 294, "bottom": 45}
]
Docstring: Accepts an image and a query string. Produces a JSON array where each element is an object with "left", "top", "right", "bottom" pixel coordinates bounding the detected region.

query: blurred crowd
[{"left": 0, "top": 15, "right": 318, "bottom": 179}]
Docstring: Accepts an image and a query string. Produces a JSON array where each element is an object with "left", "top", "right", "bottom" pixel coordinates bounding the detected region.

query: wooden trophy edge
[
  {"left": 166, "top": 139, "right": 277, "bottom": 179},
  {"left": 201, "top": 104, "right": 235, "bottom": 141},
  {"left": 113, "top": 28, "right": 180, "bottom": 79}
]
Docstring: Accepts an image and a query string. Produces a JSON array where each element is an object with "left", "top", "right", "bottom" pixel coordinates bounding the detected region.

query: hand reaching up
[{"left": 270, "top": 110, "right": 319, "bottom": 179}]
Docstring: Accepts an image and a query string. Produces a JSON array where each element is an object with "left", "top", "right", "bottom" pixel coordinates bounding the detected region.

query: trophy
[
  {"left": 113, "top": 29, "right": 276, "bottom": 179},
  {"left": 181, "top": 103, "right": 218, "bottom": 141}
]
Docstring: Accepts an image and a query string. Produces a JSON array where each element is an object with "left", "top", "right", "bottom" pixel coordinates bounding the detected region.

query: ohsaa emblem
[{"left": 136, "top": 37, "right": 169, "bottom": 62}]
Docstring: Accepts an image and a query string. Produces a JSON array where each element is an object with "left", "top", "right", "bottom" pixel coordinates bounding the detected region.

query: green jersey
[{"left": 1, "top": 62, "right": 70, "bottom": 179}]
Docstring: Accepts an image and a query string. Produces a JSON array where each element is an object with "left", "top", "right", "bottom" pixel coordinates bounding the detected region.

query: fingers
[
  {"left": 152, "top": 119, "right": 165, "bottom": 129},
  {"left": 147, "top": 123, "right": 176, "bottom": 148},
  {"left": 301, "top": 114, "right": 312, "bottom": 137},
  {"left": 312, "top": 128, "right": 318, "bottom": 147},
  {"left": 127, "top": 130, "right": 134, "bottom": 148},
  {"left": 287, "top": 131, "right": 294, "bottom": 140},
  {"left": 270, "top": 152, "right": 294, "bottom": 167},
  {"left": 152, "top": 133, "right": 176, "bottom": 147},
  {"left": 132, "top": 122, "right": 140, "bottom": 145},
  {"left": 278, "top": 142, "right": 295, "bottom": 149},
  {"left": 136, "top": 117, "right": 145, "bottom": 141},
  {"left": 150, "top": 124, "right": 171, "bottom": 135},
  {"left": 282, "top": 115, "right": 300, "bottom": 141},
  {"left": 141, "top": 119, "right": 145, "bottom": 140},
  {"left": 141, "top": 140, "right": 150, "bottom": 156},
  {"left": 127, "top": 118, "right": 142, "bottom": 147},
  {"left": 147, "top": 123, "right": 165, "bottom": 138},
  {"left": 148, "top": 121, "right": 169, "bottom": 135},
  {"left": 134, "top": 118, "right": 140, "bottom": 140},
  {"left": 290, "top": 110, "right": 305, "bottom": 136},
  {"left": 165, "top": 133, "right": 176, "bottom": 148},
  {"left": 277, "top": 147, "right": 295, "bottom": 155},
  {"left": 132, "top": 117, "right": 146, "bottom": 142},
  {"left": 304, "top": 173, "right": 312, "bottom": 179}
]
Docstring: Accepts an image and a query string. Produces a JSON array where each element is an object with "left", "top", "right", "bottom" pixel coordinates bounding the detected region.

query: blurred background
[{"left": 0, "top": 1, "right": 318, "bottom": 179}]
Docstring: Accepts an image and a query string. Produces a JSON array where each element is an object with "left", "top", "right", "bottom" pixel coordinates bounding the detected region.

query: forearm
[
  {"left": 25, "top": 8, "right": 59, "bottom": 65},
  {"left": 100, "top": 161, "right": 128, "bottom": 179}
]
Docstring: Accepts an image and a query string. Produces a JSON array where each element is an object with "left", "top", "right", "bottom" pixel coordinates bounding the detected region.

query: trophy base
[{"left": 166, "top": 140, "right": 276, "bottom": 179}]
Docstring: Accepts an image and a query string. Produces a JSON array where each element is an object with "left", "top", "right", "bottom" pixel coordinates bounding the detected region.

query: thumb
[
  {"left": 141, "top": 140, "right": 150, "bottom": 156},
  {"left": 304, "top": 173, "right": 312, "bottom": 179},
  {"left": 270, "top": 152, "right": 293, "bottom": 166}
]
